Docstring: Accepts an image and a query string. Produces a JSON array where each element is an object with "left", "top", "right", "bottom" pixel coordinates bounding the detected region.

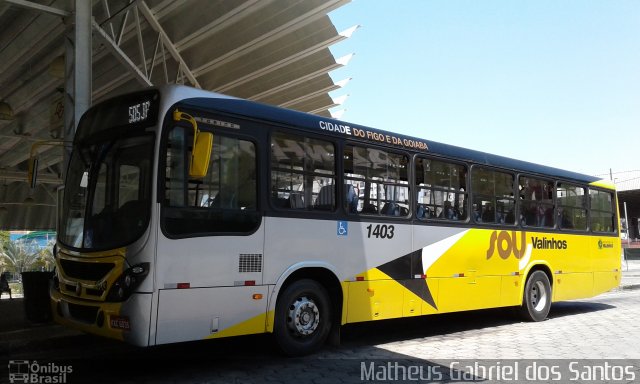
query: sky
[{"left": 327, "top": 1, "right": 640, "bottom": 179}]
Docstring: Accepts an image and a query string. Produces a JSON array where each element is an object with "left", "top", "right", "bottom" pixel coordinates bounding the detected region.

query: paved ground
[{"left": 1, "top": 259, "right": 639, "bottom": 383}]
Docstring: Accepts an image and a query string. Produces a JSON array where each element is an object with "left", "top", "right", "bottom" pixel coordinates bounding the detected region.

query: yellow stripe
[{"left": 206, "top": 310, "right": 272, "bottom": 339}]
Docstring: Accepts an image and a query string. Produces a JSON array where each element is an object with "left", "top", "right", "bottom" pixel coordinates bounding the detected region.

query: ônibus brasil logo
[
  {"left": 7, "top": 360, "right": 72, "bottom": 383},
  {"left": 486, "top": 231, "right": 568, "bottom": 260}
]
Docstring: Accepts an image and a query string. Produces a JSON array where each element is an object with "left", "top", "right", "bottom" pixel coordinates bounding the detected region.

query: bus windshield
[{"left": 59, "top": 134, "right": 153, "bottom": 251}]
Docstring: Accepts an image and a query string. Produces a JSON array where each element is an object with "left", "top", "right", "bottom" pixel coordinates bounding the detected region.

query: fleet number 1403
[{"left": 366, "top": 224, "right": 395, "bottom": 239}]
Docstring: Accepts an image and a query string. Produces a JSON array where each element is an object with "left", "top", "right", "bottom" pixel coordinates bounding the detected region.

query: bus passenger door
[{"left": 154, "top": 129, "right": 268, "bottom": 344}]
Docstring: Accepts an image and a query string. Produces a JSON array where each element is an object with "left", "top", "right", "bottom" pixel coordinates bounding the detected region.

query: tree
[
  {"left": 0, "top": 231, "right": 9, "bottom": 249},
  {"left": 32, "top": 240, "right": 56, "bottom": 271},
  {"left": 0, "top": 240, "right": 39, "bottom": 273}
]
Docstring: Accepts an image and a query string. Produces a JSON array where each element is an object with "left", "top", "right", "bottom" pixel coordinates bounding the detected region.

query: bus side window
[
  {"left": 519, "top": 176, "right": 554, "bottom": 228},
  {"left": 589, "top": 189, "right": 615, "bottom": 233},
  {"left": 415, "top": 157, "right": 468, "bottom": 221},
  {"left": 271, "top": 132, "right": 336, "bottom": 212},
  {"left": 343, "top": 145, "right": 409, "bottom": 217},
  {"left": 471, "top": 167, "right": 515, "bottom": 225},
  {"left": 556, "top": 182, "right": 587, "bottom": 231},
  {"left": 162, "top": 127, "right": 260, "bottom": 236}
]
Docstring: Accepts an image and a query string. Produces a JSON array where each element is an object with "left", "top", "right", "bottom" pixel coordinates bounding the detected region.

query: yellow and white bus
[{"left": 51, "top": 85, "right": 621, "bottom": 355}]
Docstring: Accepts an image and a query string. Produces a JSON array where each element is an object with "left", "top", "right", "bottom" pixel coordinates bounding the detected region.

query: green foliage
[
  {"left": 0, "top": 240, "right": 40, "bottom": 273},
  {"left": 0, "top": 231, "right": 9, "bottom": 248},
  {"left": 31, "top": 240, "right": 56, "bottom": 272}
]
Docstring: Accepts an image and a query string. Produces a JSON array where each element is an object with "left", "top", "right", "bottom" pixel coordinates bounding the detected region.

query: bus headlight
[{"left": 106, "top": 263, "right": 149, "bottom": 302}]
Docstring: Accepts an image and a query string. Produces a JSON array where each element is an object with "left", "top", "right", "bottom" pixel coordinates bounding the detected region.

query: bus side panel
[
  {"left": 593, "top": 271, "right": 621, "bottom": 295},
  {"left": 264, "top": 217, "right": 413, "bottom": 298},
  {"left": 436, "top": 276, "right": 502, "bottom": 313},
  {"left": 415, "top": 227, "right": 516, "bottom": 313},
  {"left": 155, "top": 286, "right": 269, "bottom": 345},
  {"left": 500, "top": 275, "right": 522, "bottom": 307},
  {"left": 591, "top": 236, "right": 622, "bottom": 296},
  {"left": 552, "top": 272, "right": 594, "bottom": 301},
  {"left": 346, "top": 279, "right": 405, "bottom": 322}
]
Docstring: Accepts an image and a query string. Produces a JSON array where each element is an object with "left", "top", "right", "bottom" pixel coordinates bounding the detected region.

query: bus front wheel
[
  {"left": 520, "top": 270, "right": 552, "bottom": 322},
  {"left": 274, "top": 279, "right": 332, "bottom": 356}
]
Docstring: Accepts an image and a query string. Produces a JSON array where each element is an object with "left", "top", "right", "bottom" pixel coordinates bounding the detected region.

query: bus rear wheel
[
  {"left": 274, "top": 279, "right": 332, "bottom": 356},
  {"left": 520, "top": 270, "right": 552, "bottom": 322}
]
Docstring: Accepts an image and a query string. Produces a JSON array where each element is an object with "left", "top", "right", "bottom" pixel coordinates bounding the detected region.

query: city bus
[{"left": 51, "top": 85, "right": 621, "bottom": 356}]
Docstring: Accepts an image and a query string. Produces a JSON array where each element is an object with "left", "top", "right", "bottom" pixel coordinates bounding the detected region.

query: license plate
[{"left": 109, "top": 315, "right": 131, "bottom": 330}]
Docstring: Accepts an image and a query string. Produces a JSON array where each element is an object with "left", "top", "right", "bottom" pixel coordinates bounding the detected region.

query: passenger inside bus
[
  {"left": 345, "top": 184, "right": 358, "bottom": 213},
  {"left": 482, "top": 202, "right": 495, "bottom": 223}
]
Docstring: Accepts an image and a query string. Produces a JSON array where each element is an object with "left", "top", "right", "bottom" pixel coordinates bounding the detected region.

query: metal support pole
[
  {"left": 624, "top": 202, "right": 630, "bottom": 270},
  {"left": 62, "top": 0, "right": 92, "bottom": 181},
  {"left": 74, "top": 0, "right": 92, "bottom": 124}
]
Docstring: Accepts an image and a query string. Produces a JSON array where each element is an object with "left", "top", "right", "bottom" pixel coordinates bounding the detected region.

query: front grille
[
  {"left": 60, "top": 259, "right": 114, "bottom": 281},
  {"left": 85, "top": 288, "right": 104, "bottom": 297},
  {"left": 67, "top": 303, "right": 99, "bottom": 324}
]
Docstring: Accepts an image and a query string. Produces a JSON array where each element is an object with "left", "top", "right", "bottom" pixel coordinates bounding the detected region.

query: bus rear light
[
  {"left": 355, "top": 276, "right": 364, "bottom": 281},
  {"left": 252, "top": 294, "right": 263, "bottom": 300},
  {"left": 414, "top": 274, "right": 427, "bottom": 279},
  {"left": 177, "top": 283, "right": 190, "bottom": 289},
  {"left": 244, "top": 280, "right": 255, "bottom": 286}
]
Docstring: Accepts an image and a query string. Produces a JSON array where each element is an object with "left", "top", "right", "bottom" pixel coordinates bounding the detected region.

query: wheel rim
[
  {"left": 530, "top": 280, "right": 548, "bottom": 312},
  {"left": 286, "top": 296, "right": 320, "bottom": 337}
]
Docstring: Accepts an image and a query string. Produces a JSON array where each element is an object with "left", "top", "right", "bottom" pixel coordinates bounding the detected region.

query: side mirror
[
  {"left": 27, "top": 140, "right": 67, "bottom": 188},
  {"left": 189, "top": 131, "right": 213, "bottom": 179},
  {"left": 173, "top": 109, "right": 213, "bottom": 179},
  {"left": 28, "top": 156, "right": 39, "bottom": 189}
]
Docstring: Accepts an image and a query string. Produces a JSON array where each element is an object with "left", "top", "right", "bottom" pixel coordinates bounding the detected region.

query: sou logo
[{"left": 486, "top": 231, "right": 527, "bottom": 260}]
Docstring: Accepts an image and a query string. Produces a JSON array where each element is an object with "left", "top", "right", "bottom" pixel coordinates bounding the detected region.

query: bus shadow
[
  {"left": 340, "top": 301, "right": 616, "bottom": 347},
  {"left": 547, "top": 300, "right": 615, "bottom": 320}
]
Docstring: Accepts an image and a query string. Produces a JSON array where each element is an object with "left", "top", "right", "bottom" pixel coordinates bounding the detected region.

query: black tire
[
  {"left": 273, "top": 279, "right": 332, "bottom": 356},
  {"left": 519, "top": 270, "right": 552, "bottom": 321}
]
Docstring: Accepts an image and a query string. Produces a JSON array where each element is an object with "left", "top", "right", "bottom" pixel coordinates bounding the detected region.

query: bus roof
[{"left": 168, "top": 85, "right": 602, "bottom": 186}]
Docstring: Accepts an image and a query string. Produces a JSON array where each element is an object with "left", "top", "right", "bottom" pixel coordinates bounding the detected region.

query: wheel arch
[{"left": 267, "top": 262, "right": 344, "bottom": 332}]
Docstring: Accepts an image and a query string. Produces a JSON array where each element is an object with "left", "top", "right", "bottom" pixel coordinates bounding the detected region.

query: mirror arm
[
  {"left": 28, "top": 140, "right": 70, "bottom": 188},
  {"left": 172, "top": 109, "right": 199, "bottom": 151}
]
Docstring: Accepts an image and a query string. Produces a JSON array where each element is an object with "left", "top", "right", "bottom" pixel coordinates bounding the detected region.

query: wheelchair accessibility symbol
[{"left": 337, "top": 221, "right": 348, "bottom": 236}]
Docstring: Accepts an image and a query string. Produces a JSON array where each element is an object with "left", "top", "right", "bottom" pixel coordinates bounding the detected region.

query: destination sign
[{"left": 318, "top": 120, "right": 429, "bottom": 151}]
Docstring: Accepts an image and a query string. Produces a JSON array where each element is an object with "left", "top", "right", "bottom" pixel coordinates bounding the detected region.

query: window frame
[
  {"left": 469, "top": 165, "right": 517, "bottom": 227},
  {"left": 159, "top": 119, "right": 262, "bottom": 239},
  {"left": 588, "top": 187, "right": 617, "bottom": 234},
  {"left": 555, "top": 181, "right": 588, "bottom": 232},
  {"left": 517, "top": 174, "right": 556, "bottom": 229},
  {"left": 414, "top": 155, "right": 469, "bottom": 223},
  {"left": 268, "top": 129, "right": 338, "bottom": 213},
  {"left": 343, "top": 142, "right": 412, "bottom": 219}
]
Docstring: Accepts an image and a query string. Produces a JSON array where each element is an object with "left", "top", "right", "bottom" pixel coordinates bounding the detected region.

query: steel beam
[
  {"left": 92, "top": 19, "right": 153, "bottom": 87},
  {"left": 5, "top": 0, "right": 70, "bottom": 17},
  {"left": 137, "top": 1, "right": 200, "bottom": 88}
]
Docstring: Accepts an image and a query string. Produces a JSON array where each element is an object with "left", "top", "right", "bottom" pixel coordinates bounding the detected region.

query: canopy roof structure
[{"left": 0, "top": 0, "right": 355, "bottom": 229}]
